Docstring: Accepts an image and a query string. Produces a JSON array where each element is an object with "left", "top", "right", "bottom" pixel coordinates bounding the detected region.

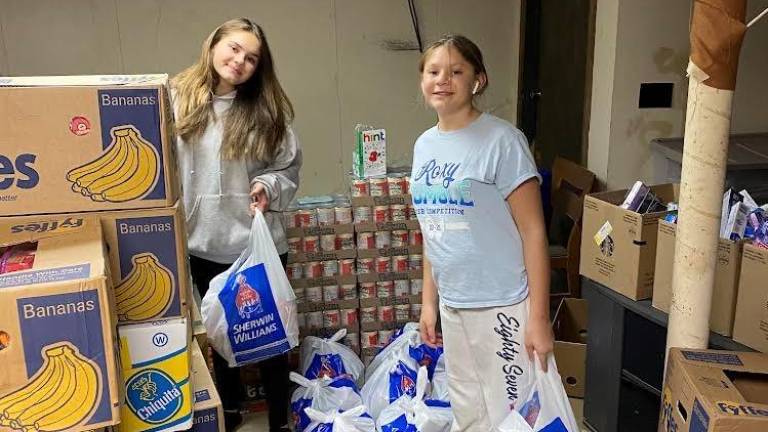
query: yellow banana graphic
[
  {"left": 93, "top": 131, "right": 160, "bottom": 203},
  {"left": 66, "top": 132, "right": 127, "bottom": 186},
  {"left": 65, "top": 125, "right": 160, "bottom": 203},
  {"left": 115, "top": 253, "right": 174, "bottom": 321},
  {"left": 71, "top": 135, "right": 131, "bottom": 194},
  {"left": 0, "top": 343, "right": 100, "bottom": 432}
]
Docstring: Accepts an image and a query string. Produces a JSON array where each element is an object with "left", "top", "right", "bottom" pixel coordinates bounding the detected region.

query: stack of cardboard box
[{"left": 0, "top": 75, "right": 223, "bottom": 432}]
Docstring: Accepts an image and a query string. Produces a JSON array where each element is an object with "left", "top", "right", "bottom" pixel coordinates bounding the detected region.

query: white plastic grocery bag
[
  {"left": 305, "top": 405, "right": 376, "bottom": 432},
  {"left": 361, "top": 353, "right": 420, "bottom": 420},
  {"left": 201, "top": 210, "right": 299, "bottom": 367},
  {"left": 301, "top": 329, "right": 365, "bottom": 383},
  {"left": 430, "top": 355, "right": 450, "bottom": 402},
  {"left": 290, "top": 372, "right": 364, "bottom": 432},
  {"left": 497, "top": 355, "right": 579, "bottom": 432},
  {"left": 377, "top": 366, "right": 453, "bottom": 432}
]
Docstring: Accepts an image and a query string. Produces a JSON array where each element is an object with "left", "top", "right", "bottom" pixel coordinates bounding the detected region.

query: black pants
[{"left": 190, "top": 254, "right": 290, "bottom": 431}]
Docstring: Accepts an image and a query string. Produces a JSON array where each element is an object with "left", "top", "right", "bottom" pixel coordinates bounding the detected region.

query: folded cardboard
[
  {"left": 552, "top": 298, "right": 588, "bottom": 398},
  {"left": 189, "top": 339, "right": 224, "bottom": 432},
  {"left": 732, "top": 244, "right": 768, "bottom": 353},
  {"left": 580, "top": 183, "right": 678, "bottom": 300},
  {"left": 659, "top": 349, "right": 768, "bottom": 431},
  {"left": 0, "top": 74, "right": 178, "bottom": 216},
  {"left": 118, "top": 317, "right": 192, "bottom": 432},
  {"left": 2, "top": 202, "right": 191, "bottom": 323},
  {"left": 0, "top": 219, "right": 121, "bottom": 431},
  {"left": 652, "top": 220, "right": 743, "bottom": 336}
]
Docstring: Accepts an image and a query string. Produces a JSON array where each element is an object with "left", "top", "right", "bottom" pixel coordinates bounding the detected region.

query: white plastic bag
[
  {"left": 305, "top": 405, "right": 376, "bottom": 432},
  {"left": 498, "top": 355, "right": 579, "bottom": 432},
  {"left": 361, "top": 353, "right": 420, "bottom": 420},
  {"left": 430, "top": 355, "right": 450, "bottom": 402},
  {"left": 377, "top": 367, "right": 453, "bottom": 432},
  {"left": 301, "top": 329, "right": 365, "bottom": 383},
  {"left": 290, "top": 372, "right": 364, "bottom": 432},
  {"left": 366, "top": 323, "right": 443, "bottom": 383},
  {"left": 201, "top": 210, "right": 299, "bottom": 367}
]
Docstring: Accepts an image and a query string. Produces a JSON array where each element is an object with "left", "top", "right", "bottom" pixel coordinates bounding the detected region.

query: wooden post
[{"left": 666, "top": 0, "right": 746, "bottom": 353}]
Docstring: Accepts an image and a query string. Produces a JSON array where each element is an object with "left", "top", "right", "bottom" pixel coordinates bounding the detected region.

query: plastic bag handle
[
  {"left": 328, "top": 328, "right": 347, "bottom": 343},
  {"left": 289, "top": 371, "right": 313, "bottom": 387},
  {"left": 415, "top": 366, "right": 428, "bottom": 401}
]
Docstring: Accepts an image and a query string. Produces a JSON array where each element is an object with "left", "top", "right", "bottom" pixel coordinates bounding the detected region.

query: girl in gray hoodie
[{"left": 172, "top": 18, "right": 301, "bottom": 432}]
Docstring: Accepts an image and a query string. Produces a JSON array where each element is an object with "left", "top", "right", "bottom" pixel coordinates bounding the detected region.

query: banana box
[
  {"left": 0, "top": 219, "right": 121, "bottom": 431},
  {"left": 188, "top": 340, "right": 224, "bottom": 432},
  {"left": 0, "top": 74, "right": 178, "bottom": 217},
  {"left": 2, "top": 202, "right": 191, "bottom": 323},
  {"left": 119, "top": 317, "right": 193, "bottom": 432}
]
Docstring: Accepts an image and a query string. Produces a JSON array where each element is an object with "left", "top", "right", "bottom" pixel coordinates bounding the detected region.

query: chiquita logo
[{"left": 126, "top": 369, "right": 183, "bottom": 424}]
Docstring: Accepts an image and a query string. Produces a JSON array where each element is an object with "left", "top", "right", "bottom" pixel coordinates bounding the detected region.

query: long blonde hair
[{"left": 172, "top": 18, "right": 294, "bottom": 162}]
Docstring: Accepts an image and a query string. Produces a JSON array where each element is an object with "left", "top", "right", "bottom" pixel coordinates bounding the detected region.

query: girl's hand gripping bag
[
  {"left": 498, "top": 355, "right": 579, "bottom": 432},
  {"left": 201, "top": 210, "right": 299, "bottom": 366}
]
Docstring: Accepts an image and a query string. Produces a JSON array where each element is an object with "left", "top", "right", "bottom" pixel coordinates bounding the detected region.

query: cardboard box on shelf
[
  {"left": 0, "top": 219, "right": 121, "bottom": 431},
  {"left": 0, "top": 74, "right": 178, "bottom": 216},
  {"left": 118, "top": 317, "right": 192, "bottom": 432},
  {"left": 189, "top": 339, "right": 224, "bottom": 432},
  {"left": 354, "top": 220, "right": 421, "bottom": 233},
  {"left": 351, "top": 195, "right": 411, "bottom": 208},
  {"left": 357, "top": 270, "right": 422, "bottom": 284},
  {"left": 659, "top": 349, "right": 768, "bottom": 432},
  {"left": 3, "top": 202, "right": 191, "bottom": 323},
  {"left": 552, "top": 298, "right": 588, "bottom": 398},
  {"left": 580, "top": 183, "right": 678, "bottom": 300},
  {"left": 732, "top": 244, "right": 768, "bottom": 353},
  {"left": 288, "top": 249, "right": 357, "bottom": 265},
  {"left": 652, "top": 220, "right": 743, "bottom": 336},
  {"left": 353, "top": 127, "right": 387, "bottom": 179}
]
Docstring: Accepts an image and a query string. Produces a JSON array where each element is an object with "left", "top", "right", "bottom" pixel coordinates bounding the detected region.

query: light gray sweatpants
[{"left": 440, "top": 298, "right": 534, "bottom": 431}]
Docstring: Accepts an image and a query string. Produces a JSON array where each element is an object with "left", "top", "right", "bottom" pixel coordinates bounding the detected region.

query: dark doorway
[{"left": 518, "top": 0, "right": 596, "bottom": 169}]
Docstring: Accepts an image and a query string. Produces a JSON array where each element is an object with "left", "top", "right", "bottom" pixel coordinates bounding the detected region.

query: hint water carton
[{"left": 353, "top": 125, "right": 386, "bottom": 179}]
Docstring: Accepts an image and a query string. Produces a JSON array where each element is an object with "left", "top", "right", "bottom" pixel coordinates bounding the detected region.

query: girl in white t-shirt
[{"left": 413, "top": 34, "right": 554, "bottom": 430}]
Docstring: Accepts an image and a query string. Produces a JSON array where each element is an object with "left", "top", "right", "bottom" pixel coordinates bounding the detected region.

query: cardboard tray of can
[
  {"left": 357, "top": 244, "right": 423, "bottom": 259},
  {"left": 357, "top": 269, "right": 422, "bottom": 283},
  {"left": 297, "top": 297, "right": 360, "bottom": 314},
  {"left": 354, "top": 220, "right": 420, "bottom": 233},
  {"left": 352, "top": 194, "right": 412, "bottom": 208},
  {"left": 360, "top": 294, "right": 422, "bottom": 309},
  {"left": 285, "top": 223, "right": 355, "bottom": 239},
  {"left": 290, "top": 274, "right": 358, "bottom": 289},
  {"left": 288, "top": 248, "right": 357, "bottom": 264}
]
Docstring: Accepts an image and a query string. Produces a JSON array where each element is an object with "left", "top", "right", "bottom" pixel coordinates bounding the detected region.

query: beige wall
[
  {"left": 588, "top": 0, "right": 768, "bottom": 190},
  {"left": 0, "top": 0, "right": 522, "bottom": 197}
]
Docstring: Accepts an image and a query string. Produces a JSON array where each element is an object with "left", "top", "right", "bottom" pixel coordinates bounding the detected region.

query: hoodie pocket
[{"left": 186, "top": 193, "right": 253, "bottom": 259}]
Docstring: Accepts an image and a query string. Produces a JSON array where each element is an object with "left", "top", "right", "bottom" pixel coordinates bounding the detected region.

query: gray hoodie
[{"left": 175, "top": 91, "right": 302, "bottom": 263}]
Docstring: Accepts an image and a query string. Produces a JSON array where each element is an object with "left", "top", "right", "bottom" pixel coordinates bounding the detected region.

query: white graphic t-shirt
[{"left": 411, "top": 113, "right": 541, "bottom": 308}]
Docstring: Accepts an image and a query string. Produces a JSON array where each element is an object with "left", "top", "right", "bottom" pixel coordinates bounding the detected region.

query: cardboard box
[
  {"left": 191, "top": 298, "right": 208, "bottom": 356},
  {"left": 659, "top": 349, "right": 768, "bottom": 432},
  {"left": 189, "top": 339, "right": 224, "bottom": 432},
  {"left": 552, "top": 298, "right": 588, "bottom": 398},
  {"left": 0, "top": 219, "right": 121, "bottom": 431},
  {"left": 652, "top": 220, "right": 743, "bottom": 336},
  {"left": 3, "top": 202, "right": 191, "bottom": 323},
  {"left": 732, "top": 244, "right": 768, "bottom": 353},
  {"left": 580, "top": 183, "right": 678, "bottom": 300},
  {"left": 0, "top": 74, "right": 178, "bottom": 216},
  {"left": 118, "top": 317, "right": 192, "bottom": 432}
]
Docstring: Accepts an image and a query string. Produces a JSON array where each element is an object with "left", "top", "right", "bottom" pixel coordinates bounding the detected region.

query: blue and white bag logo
[
  {"left": 234, "top": 273, "right": 263, "bottom": 319},
  {"left": 126, "top": 369, "right": 183, "bottom": 424}
]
